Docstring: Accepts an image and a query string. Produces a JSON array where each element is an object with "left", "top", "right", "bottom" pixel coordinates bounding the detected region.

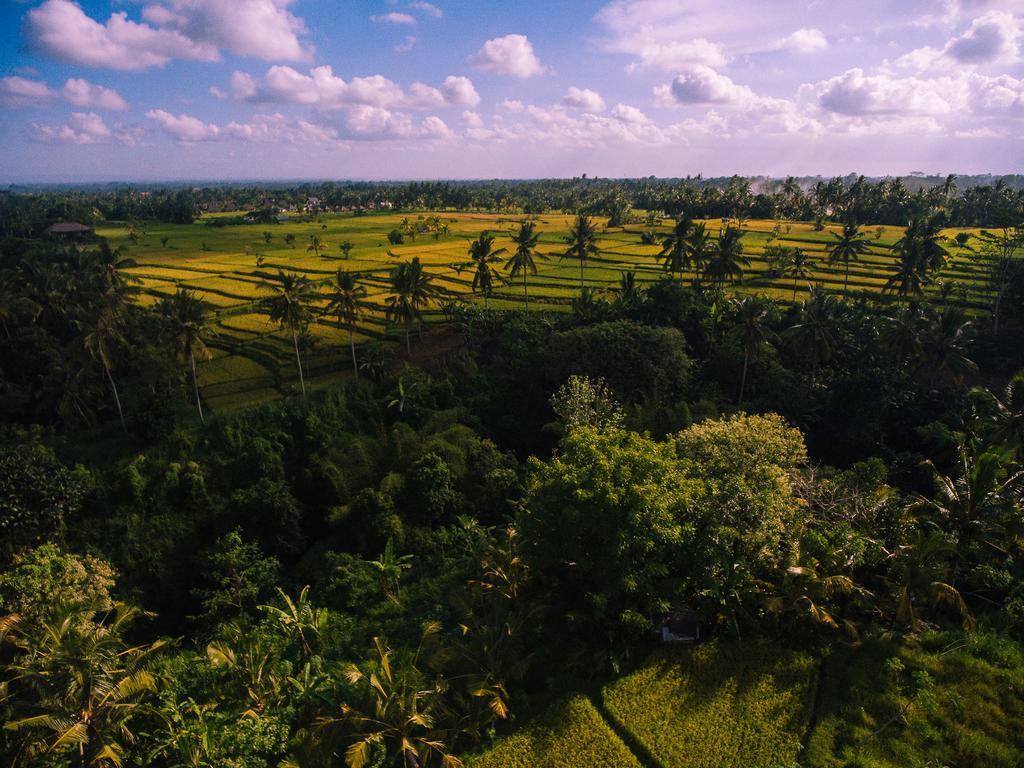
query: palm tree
[
  {"left": 157, "top": 288, "right": 213, "bottom": 423},
  {"left": 563, "top": 214, "right": 600, "bottom": 296},
  {"left": 78, "top": 298, "right": 127, "bottom": 432},
  {"left": 659, "top": 216, "right": 693, "bottom": 283},
  {"left": 782, "top": 247, "right": 815, "bottom": 302},
  {"left": 684, "top": 222, "right": 714, "bottom": 288},
  {"left": 827, "top": 221, "right": 871, "bottom": 297},
  {"left": 884, "top": 302, "right": 924, "bottom": 370},
  {"left": 369, "top": 538, "right": 414, "bottom": 604},
  {"left": 731, "top": 296, "right": 777, "bottom": 404},
  {"left": 918, "top": 444, "right": 1024, "bottom": 559},
  {"left": 325, "top": 269, "right": 368, "bottom": 378},
  {"left": 3, "top": 604, "right": 165, "bottom": 768},
  {"left": 386, "top": 257, "right": 437, "bottom": 355},
  {"left": 884, "top": 246, "right": 929, "bottom": 303},
  {"left": 340, "top": 240, "right": 354, "bottom": 258},
  {"left": 887, "top": 528, "right": 974, "bottom": 631},
  {"left": 886, "top": 216, "right": 948, "bottom": 301},
  {"left": 504, "top": 221, "right": 545, "bottom": 311},
  {"left": 326, "top": 629, "right": 461, "bottom": 768},
  {"left": 467, "top": 232, "right": 507, "bottom": 310},
  {"left": 922, "top": 306, "right": 977, "bottom": 386},
  {"left": 970, "top": 373, "right": 1024, "bottom": 457},
  {"left": 307, "top": 235, "right": 326, "bottom": 257},
  {"left": 703, "top": 225, "right": 749, "bottom": 286},
  {"left": 787, "top": 288, "right": 837, "bottom": 383},
  {"left": 614, "top": 270, "right": 642, "bottom": 314},
  {"left": 262, "top": 270, "right": 318, "bottom": 397}
]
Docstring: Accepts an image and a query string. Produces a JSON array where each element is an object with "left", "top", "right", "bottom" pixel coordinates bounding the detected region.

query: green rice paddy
[{"left": 101, "top": 211, "right": 999, "bottom": 412}]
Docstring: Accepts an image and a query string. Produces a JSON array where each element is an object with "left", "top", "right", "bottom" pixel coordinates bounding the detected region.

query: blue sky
[{"left": 1, "top": 0, "right": 1022, "bottom": 181}]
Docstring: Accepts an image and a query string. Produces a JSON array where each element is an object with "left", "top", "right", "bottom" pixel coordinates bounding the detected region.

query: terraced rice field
[
  {"left": 100, "top": 211, "right": 1003, "bottom": 411},
  {"left": 466, "top": 641, "right": 818, "bottom": 768}
]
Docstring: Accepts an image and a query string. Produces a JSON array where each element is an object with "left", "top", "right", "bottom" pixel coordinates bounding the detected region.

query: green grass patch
[{"left": 805, "top": 632, "right": 1024, "bottom": 768}]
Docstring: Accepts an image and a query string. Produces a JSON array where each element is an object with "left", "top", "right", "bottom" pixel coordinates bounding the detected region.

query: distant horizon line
[{"left": 4, "top": 171, "right": 1024, "bottom": 189}]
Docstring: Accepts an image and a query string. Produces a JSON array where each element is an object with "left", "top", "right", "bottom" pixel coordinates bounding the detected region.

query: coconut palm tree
[
  {"left": 563, "top": 214, "right": 600, "bottom": 296},
  {"left": 884, "top": 246, "right": 929, "bottom": 303},
  {"left": 3, "top": 604, "right": 165, "bottom": 768},
  {"left": 703, "top": 225, "right": 749, "bottom": 286},
  {"left": 921, "top": 306, "right": 977, "bottom": 386},
  {"left": 386, "top": 257, "right": 437, "bottom": 355},
  {"left": 781, "top": 247, "right": 815, "bottom": 302},
  {"left": 262, "top": 270, "right": 318, "bottom": 397},
  {"left": 307, "top": 235, "right": 326, "bottom": 257},
  {"left": 827, "top": 221, "right": 871, "bottom": 297},
  {"left": 78, "top": 298, "right": 127, "bottom": 432},
  {"left": 325, "top": 628, "right": 460, "bottom": 768},
  {"left": 884, "top": 302, "right": 924, "bottom": 369},
  {"left": 157, "top": 288, "right": 213, "bottom": 423},
  {"left": 659, "top": 216, "right": 693, "bottom": 283},
  {"left": 325, "top": 269, "right": 368, "bottom": 378},
  {"left": 917, "top": 443, "right": 1024, "bottom": 559},
  {"left": 684, "top": 222, "right": 714, "bottom": 288},
  {"left": 467, "top": 232, "right": 507, "bottom": 310},
  {"left": 887, "top": 528, "right": 974, "bottom": 631},
  {"left": 731, "top": 296, "right": 777, "bottom": 404},
  {"left": 969, "top": 373, "right": 1024, "bottom": 457},
  {"left": 614, "top": 270, "right": 643, "bottom": 314},
  {"left": 787, "top": 288, "right": 837, "bottom": 383},
  {"left": 504, "top": 221, "right": 546, "bottom": 311}
]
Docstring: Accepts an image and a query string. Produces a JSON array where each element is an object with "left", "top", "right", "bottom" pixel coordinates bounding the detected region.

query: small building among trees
[
  {"left": 660, "top": 607, "right": 705, "bottom": 643},
  {"left": 45, "top": 222, "right": 93, "bottom": 239}
]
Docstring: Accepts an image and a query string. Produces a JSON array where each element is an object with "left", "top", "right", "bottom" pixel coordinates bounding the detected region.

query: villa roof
[{"left": 46, "top": 222, "right": 92, "bottom": 234}]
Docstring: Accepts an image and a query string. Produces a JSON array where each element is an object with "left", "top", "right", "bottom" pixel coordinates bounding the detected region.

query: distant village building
[{"left": 46, "top": 222, "right": 93, "bottom": 239}]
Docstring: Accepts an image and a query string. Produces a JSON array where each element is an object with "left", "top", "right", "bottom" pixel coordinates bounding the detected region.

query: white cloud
[
  {"left": 31, "top": 112, "right": 112, "bottom": 144},
  {"left": 770, "top": 28, "right": 828, "bottom": 53},
  {"left": 223, "top": 113, "right": 340, "bottom": 143},
  {"left": 61, "top": 78, "right": 129, "bottom": 111},
  {"left": 227, "top": 65, "right": 478, "bottom": 110},
  {"left": 1, "top": 75, "right": 129, "bottom": 110},
  {"left": 805, "top": 68, "right": 957, "bottom": 116},
  {"left": 655, "top": 65, "right": 761, "bottom": 106},
  {"left": 409, "top": 1, "right": 443, "bottom": 18},
  {"left": 395, "top": 35, "right": 417, "bottom": 54},
  {"left": 145, "top": 109, "right": 220, "bottom": 141},
  {"left": 341, "top": 106, "right": 452, "bottom": 141},
  {"left": 622, "top": 38, "right": 727, "bottom": 72},
  {"left": 26, "top": 0, "right": 310, "bottom": 71},
  {"left": 371, "top": 12, "right": 416, "bottom": 25},
  {"left": 0, "top": 76, "right": 58, "bottom": 108},
  {"left": 440, "top": 76, "right": 481, "bottom": 107},
  {"left": 462, "top": 110, "right": 484, "bottom": 127},
  {"left": 563, "top": 86, "right": 606, "bottom": 112},
  {"left": 471, "top": 34, "right": 547, "bottom": 78},
  {"left": 945, "top": 11, "right": 1020, "bottom": 63},
  {"left": 611, "top": 104, "right": 649, "bottom": 123}
]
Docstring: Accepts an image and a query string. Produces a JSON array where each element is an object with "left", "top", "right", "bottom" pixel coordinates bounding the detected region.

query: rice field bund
[{"left": 100, "top": 212, "right": 999, "bottom": 412}]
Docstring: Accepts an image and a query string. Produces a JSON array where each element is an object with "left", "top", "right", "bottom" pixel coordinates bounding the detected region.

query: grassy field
[{"left": 100, "top": 211, "right": 1000, "bottom": 412}]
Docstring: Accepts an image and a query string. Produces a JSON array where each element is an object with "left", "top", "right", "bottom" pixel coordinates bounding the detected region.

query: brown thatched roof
[{"left": 46, "top": 222, "right": 92, "bottom": 234}]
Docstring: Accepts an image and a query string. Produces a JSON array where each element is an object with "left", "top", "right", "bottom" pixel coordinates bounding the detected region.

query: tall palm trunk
[
  {"left": 579, "top": 257, "right": 585, "bottom": 295},
  {"left": 523, "top": 270, "right": 529, "bottom": 312},
  {"left": 291, "top": 326, "right": 306, "bottom": 397},
  {"left": 738, "top": 349, "right": 749, "bottom": 405},
  {"left": 103, "top": 362, "right": 126, "bottom": 433},
  {"left": 349, "top": 326, "right": 359, "bottom": 379},
  {"left": 844, "top": 260, "right": 850, "bottom": 297},
  {"left": 190, "top": 348, "right": 205, "bottom": 424},
  {"left": 405, "top": 326, "right": 411, "bottom": 355}
]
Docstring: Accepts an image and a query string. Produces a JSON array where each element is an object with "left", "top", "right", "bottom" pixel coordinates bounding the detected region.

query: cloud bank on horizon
[{"left": 0, "top": 0, "right": 1021, "bottom": 180}]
